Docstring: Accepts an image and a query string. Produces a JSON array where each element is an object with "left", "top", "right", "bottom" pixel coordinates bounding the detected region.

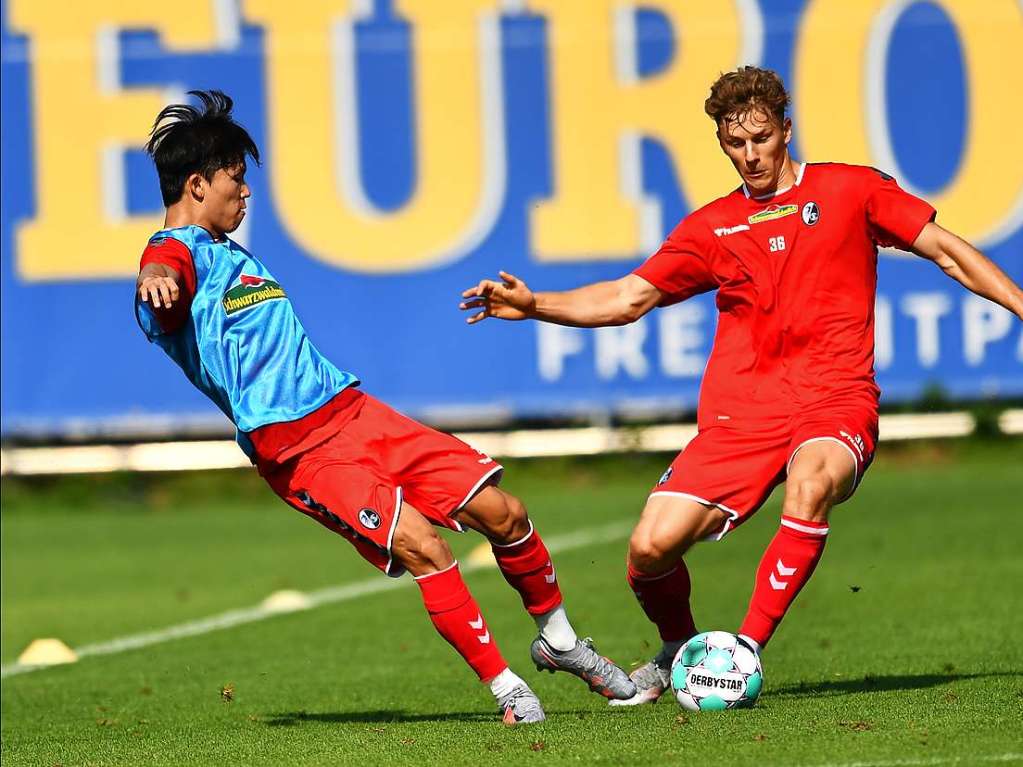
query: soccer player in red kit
[
  {"left": 461, "top": 67, "right": 1023, "bottom": 704},
  {"left": 135, "top": 91, "right": 635, "bottom": 724}
]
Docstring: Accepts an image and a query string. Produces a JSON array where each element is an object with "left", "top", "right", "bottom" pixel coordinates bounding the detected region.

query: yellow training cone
[
  {"left": 466, "top": 542, "right": 497, "bottom": 568},
  {"left": 18, "top": 638, "right": 78, "bottom": 667},
  {"left": 261, "top": 590, "right": 312, "bottom": 613}
]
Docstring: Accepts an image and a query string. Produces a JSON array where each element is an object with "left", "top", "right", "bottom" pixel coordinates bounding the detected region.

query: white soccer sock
[
  {"left": 738, "top": 633, "right": 762, "bottom": 655},
  {"left": 488, "top": 667, "right": 526, "bottom": 699},
  {"left": 535, "top": 605, "right": 577, "bottom": 651}
]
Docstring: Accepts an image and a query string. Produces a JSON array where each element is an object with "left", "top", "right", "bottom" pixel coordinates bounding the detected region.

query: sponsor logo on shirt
[
  {"left": 222, "top": 274, "right": 287, "bottom": 315},
  {"left": 748, "top": 204, "right": 799, "bottom": 226},
  {"left": 801, "top": 201, "right": 820, "bottom": 226},
  {"left": 713, "top": 224, "right": 750, "bottom": 237},
  {"left": 658, "top": 467, "right": 673, "bottom": 485}
]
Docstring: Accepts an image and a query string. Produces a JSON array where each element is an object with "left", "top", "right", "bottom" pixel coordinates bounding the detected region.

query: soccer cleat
[
  {"left": 497, "top": 683, "right": 546, "bottom": 725},
  {"left": 607, "top": 644, "right": 677, "bottom": 707},
  {"left": 530, "top": 636, "right": 637, "bottom": 700}
]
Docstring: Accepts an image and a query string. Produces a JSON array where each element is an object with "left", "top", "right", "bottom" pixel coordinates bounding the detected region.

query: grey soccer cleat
[
  {"left": 531, "top": 636, "right": 637, "bottom": 700},
  {"left": 607, "top": 644, "right": 677, "bottom": 706},
  {"left": 497, "top": 683, "right": 546, "bottom": 725}
]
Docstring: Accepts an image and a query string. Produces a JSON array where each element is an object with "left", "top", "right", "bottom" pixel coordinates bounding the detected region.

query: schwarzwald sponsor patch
[{"left": 222, "top": 275, "right": 287, "bottom": 315}]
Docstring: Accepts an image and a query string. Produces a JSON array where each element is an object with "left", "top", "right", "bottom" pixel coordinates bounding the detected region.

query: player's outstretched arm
[
  {"left": 136, "top": 262, "right": 182, "bottom": 311},
  {"left": 911, "top": 222, "right": 1023, "bottom": 320},
  {"left": 460, "top": 271, "right": 663, "bottom": 328}
]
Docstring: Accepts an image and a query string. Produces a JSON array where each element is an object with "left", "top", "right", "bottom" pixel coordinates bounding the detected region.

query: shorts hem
[
  {"left": 451, "top": 464, "right": 504, "bottom": 525},
  {"left": 647, "top": 491, "right": 741, "bottom": 541},
  {"left": 384, "top": 486, "right": 405, "bottom": 578}
]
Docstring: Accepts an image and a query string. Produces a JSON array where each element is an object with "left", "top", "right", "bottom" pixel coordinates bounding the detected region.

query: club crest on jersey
[
  {"left": 801, "top": 201, "right": 820, "bottom": 226},
  {"left": 358, "top": 508, "right": 382, "bottom": 530},
  {"left": 222, "top": 274, "right": 287, "bottom": 315},
  {"left": 748, "top": 204, "right": 798, "bottom": 226}
]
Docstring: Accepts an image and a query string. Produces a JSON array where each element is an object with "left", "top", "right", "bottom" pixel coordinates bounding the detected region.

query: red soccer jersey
[{"left": 634, "top": 162, "right": 935, "bottom": 428}]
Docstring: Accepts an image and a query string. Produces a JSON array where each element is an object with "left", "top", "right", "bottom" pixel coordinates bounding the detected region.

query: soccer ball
[{"left": 670, "top": 631, "right": 763, "bottom": 711}]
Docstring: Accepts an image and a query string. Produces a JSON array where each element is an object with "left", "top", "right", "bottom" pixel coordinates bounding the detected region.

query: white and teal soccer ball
[{"left": 670, "top": 631, "right": 763, "bottom": 711}]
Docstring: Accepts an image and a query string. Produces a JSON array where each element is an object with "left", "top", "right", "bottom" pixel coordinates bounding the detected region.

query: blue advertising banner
[{"left": 2, "top": 0, "right": 1021, "bottom": 438}]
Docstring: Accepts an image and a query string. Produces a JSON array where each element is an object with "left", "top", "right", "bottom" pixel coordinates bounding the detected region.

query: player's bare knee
[
  {"left": 469, "top": 489, "right": 531, "bottom": 544},
  {"left": 392, "top": 525, "right": 454, "bottom": 575},
  {"left": 784, "top": 475, "right": 834, "bottom": 521},
  {"left": 492, "top": 493, "right": 531, "bottom": 543},
  {"left": 628, "top": 533, "right": 673, "bottom": 574}
]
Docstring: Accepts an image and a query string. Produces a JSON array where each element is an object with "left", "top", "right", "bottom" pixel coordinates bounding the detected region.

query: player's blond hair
[{"left": 705, "top": 66, "right": 790, "bottom": 128}]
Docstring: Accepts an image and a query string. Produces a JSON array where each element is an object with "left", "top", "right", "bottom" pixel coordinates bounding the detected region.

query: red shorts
[
  {"left": 651, "top": 405, "right": 878, "bottom": 539},
  {"left": 260, "top": 392, "right": 503, "bottom": 576}
]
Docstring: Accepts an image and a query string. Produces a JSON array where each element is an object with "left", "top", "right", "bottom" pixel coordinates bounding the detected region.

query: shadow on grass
[
  {"left": 771, "top": 670, "right": 1021, "bottom": 698},
  {"left": 263, "top": 708, "right": 597, "bottom": 726}
]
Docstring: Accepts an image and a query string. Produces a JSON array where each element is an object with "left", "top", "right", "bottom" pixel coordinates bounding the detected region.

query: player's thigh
[
  {"left": 356, "top": 392, "right": 504, "bottom": 531},
  {"left": 629, "top": 495, "right": 729, "bottom": 573},
  {"left": 454, "top": 485, "right": 531, "bottom": 545},
  {"left": 786, "top": 408, "right": 878, "bottom": 517},
  {"left": 784, "top": 441, "right": 857, "bottom": 521},
  {"left": 648, "top": 424, "right": 789, "bottom": 542}
]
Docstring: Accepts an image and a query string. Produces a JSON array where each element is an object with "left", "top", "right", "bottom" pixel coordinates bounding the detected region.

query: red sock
[
  {"left": 490, "top": 522, "right": 563, "bottom": 616},
  {"left": 626, "top": 560, "right": 698, "bottom": 642},
  {"left": 739, "top": 515, "right": 829, "bottom": 648},
  {"left": 415, "top": 562, "right": 508, "bottom": 682}
]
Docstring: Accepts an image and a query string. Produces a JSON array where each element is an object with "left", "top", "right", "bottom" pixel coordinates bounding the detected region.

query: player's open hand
[
  {"left": 138, "top": 275, "right": 180, "bottom": 310},
  {"left": 460, "top": 271, "right": 536, "bottom": 324}
]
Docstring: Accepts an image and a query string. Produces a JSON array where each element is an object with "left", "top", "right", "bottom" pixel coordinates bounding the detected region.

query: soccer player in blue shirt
[{"left": 134, "top": 90, "right": 635, "bottom": 724}]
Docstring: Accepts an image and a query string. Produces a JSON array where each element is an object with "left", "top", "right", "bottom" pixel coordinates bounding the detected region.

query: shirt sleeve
[
  {"left": 136, "top": 237, "right": 197, "bottom": 337},
  {"left": 633, "top": 217, "right": 719, "bottom": 306},
  {"left": 863, "top": 168, "right": 936, "bottom": 251}
]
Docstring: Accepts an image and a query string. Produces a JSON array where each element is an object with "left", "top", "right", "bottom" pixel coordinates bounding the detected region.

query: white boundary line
[{"left": 1, "top": 519, "right": 633, "bottom": 680}]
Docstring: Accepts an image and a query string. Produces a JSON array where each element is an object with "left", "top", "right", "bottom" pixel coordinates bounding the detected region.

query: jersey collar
[{"left": 742, "top": 162, "right": 805, "bottom": 201}]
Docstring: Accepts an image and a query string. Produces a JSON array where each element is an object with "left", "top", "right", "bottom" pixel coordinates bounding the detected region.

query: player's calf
[
  {"left": 396, "top": 505, "right": 543, "bottom": 723},
  {"left": 782, "top": 475, "right": 837, "bottom": 523},
  {"left": 457, "top": 487, "right": 634, "bottom": 699},
  {"left": 738, "top": 514, "right": 829, "bottom": 648},
  {"left": 739, "top": 437, "right": 856, "bottom": 649},
  {"left": 458, "top": 488, "right": 574, "bottom": 647}
]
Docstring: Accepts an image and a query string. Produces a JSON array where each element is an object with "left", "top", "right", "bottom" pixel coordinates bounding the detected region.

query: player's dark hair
[
  {"left": 145, "top": 90, "right": 260, "bottom": 206},
  {"left": 705, "top": 66, "right": 790, "bottom": 128}
]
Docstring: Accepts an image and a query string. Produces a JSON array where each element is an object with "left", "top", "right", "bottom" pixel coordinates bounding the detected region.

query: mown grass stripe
[{"left": 1, "top": 519, "right": 632, "bottom": 679}]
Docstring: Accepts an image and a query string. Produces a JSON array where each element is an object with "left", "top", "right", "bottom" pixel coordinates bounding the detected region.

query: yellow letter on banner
[
  {"left": 245, "top": 0, "right": 504, "bottom": 272},
  {"left": 10, "top": 1, "right": 225, "bottom": 280},
  {"left": 796, "top": 0, "right": 1023, "bottom": 245},
  {"left": 528, "top": 1, "right": 757, "bottom": 261}
]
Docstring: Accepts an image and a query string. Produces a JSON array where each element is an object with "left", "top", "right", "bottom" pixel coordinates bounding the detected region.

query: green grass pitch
[{"left": 2, "top": 440, "right": 1022, "bottom": 766}]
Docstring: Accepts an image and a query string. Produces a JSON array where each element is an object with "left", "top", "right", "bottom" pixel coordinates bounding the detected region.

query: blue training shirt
[{"left": 135, "top": 225, "right": 358, "bottom": 458}]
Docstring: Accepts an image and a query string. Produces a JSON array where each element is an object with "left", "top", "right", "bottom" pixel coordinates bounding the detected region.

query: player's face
[
  {"left": 717, "top": 110, "right": 793, "bottom": 196},
  {"left": 203, "top": 163, "right": 250, "bottom": 235}
]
